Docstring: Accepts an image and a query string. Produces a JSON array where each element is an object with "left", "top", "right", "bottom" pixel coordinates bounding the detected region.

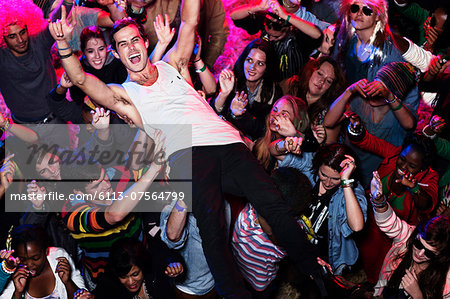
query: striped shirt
[{"left": 231, "top": 204, "right": 286, "bottom": 291}]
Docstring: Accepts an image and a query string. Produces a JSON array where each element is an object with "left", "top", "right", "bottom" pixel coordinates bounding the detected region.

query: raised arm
[
  {"left": 49, "top": 7, "right": 141, "bottom": 127},
  {"left": 230, "top": 0, "right": 269, "bottom": 20},
  {"left": 269, "top": 0, "right": 321, "bottom": 39},
  {"left": 163, "top": 0, "right": 200, "bottom": 81}
]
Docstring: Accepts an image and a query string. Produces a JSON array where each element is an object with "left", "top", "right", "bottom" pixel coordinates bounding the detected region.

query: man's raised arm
[
  {"left": 163, "top": 0, "right": 200, "bottom": 80},
  {"left": 48, "top": 6, "right": 127, "bottom": 113}
]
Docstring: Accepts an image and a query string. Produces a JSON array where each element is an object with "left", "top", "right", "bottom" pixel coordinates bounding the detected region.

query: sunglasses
[
  {"left": 350, "top": 4, "right": 373, "bottom": 16},
  {"left": 413, "top": 236, "right": 437, "bottom": 259}
]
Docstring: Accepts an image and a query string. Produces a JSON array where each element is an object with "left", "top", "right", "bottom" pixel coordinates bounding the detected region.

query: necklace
[{"left": 133, "top": 281, "right": 152, "bottom": 299}]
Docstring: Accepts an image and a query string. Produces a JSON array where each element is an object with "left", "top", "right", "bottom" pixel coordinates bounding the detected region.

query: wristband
[
  {"left": 408, "top": 184, "right": 420, "bottom": 194},
  {"left": 63, "top": 0, "right": 73, "bottom": 5},
  {"left": 341, "top": 179, "right": 355, "bottom": 186},
  {"left": 193, "top": 58, "right": 202, "bottom": 63},
  {"left": 422, "top": 126, "right": 436, "bottom": 139},
  {"left": 384, "top": 95, "right": 397, "bottom": 104},
  {"left": 370, "top": 195, "right": 387, "bottom": 208},
  {"left": 1, "top": 260, "right": 16, "bottom": 274},
  {"left": 56, "top": 44, "right": 71, "bottom": 51},
  {"left": 391, "top": 101, "right": 403, "bottom": 111},
  {"left": 195, "top": 64, "right": 207, "bottom": 73},
  {"left": 59, "top": 51, "right": 73, "bottom": 59},
  {"left": 285, "top": 15, "right": 291, "bottom": 25},
  {"left": 175, "top": 201, "right": 186, "bottom": 212}
]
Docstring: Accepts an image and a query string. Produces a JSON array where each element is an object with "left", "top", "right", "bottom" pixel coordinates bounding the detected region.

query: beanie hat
[{"left": 374, "top": 62, "right": 416, "bottom": 99}]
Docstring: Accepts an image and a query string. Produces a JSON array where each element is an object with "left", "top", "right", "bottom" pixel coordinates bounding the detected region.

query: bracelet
[
  {"left": 408, "top": 184, "right": 420, "bottom": 194},
  {"left": 347, "top": 123, "right": 362, "bottom": 136},
  {"left": 285, "top": 15, "right": 291, "bottom": 25},
  {"left": 56, "top": 44, "right": 71, "bottom": 51},
  {"left": 193, "top": 58, "right": 202, "bottom": 63},
  {"left": 422, "top": 126, "right": 436, "bottom": 139},
  {"left": 59, "top": 51, "right": 73, "bottom": 59},
  {"left": 175, "top": 201, "right": 186, "bottom": 212},
  {"left": 1, "top": 118, "right": 11, "bottom": 132},
  {"left": 195, "top": 64, "right": 207, "bottom": 73},
  {"left": 391, "top": 101, "right": 403, "bottom": 111},
  {"left": 1, "top": 260, "right": 16, "bottom": 274},
  {"left": 384, "top": 95, "right": 397, "bottom": 104},
  {"left": 370, "top": 195, "right": 387, "bottom": 208},
  {"left": 63, "top": 0, "right": 73, "bottom": 5},
  {"left": 341, "top": 183, "right": 353, "bottom": 188},
  {"left": 340, "top": 179, "right": 354, "bottom": 186}
]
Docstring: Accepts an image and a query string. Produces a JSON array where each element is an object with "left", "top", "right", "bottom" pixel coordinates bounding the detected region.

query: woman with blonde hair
[{"left": 253, "top": 95, "right": 325, "bottom": 172}]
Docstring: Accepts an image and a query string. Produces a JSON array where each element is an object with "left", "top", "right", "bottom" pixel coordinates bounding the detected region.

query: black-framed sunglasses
[
  {"left": 350, "top": 4, "right": 373, "bottom": 16},
  {"left": 413, "top": 236, "right": 437, "bottom": 259}
]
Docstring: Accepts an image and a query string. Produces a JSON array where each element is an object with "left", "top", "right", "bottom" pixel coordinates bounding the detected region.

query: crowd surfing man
[{"left": 49, "top": 2, "right": 329, "bottom": 298}]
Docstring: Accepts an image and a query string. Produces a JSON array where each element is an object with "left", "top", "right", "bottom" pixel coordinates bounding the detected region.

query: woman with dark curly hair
[
  {"left": 347, "top": 118, "right": 440, "bottom": 283},
  {"left": 211, "top": 38, "right": 282, "bottom": 140},
  {"left": 369, "top": 173, "right": 450, "bottom": 297},
  {"left": 288, "top": 56, "right": 346, "bottom": 143}
]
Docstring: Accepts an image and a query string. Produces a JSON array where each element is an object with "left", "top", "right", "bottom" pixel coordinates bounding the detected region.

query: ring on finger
[{"left": 287, "top": 139, "right": 293, "bottom": 146}]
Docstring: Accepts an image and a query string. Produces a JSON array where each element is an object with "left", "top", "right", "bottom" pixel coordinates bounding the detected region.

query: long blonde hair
[
  {"left": 335, "top": 0, "right": 393, "bottom": 67},
  {"left": 254, "top": 95, "right": 309, "bottom": 170}
]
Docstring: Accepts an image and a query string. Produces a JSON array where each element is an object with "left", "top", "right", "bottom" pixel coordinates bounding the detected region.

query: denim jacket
[{"left": 279, "top": 153, "right": 367, "bottom": 273}]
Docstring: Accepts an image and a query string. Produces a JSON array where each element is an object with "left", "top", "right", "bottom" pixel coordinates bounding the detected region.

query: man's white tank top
[{"left": 122, "top": 61, "right": 243, "bottom": 156}]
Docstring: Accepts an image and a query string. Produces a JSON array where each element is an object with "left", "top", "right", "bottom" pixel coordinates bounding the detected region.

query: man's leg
[
  {"left": 169, "top": 147, "right": 250, "bottom": 298},
  {"left": 221, "top": 143, "right": 327, "bottom": 297}
]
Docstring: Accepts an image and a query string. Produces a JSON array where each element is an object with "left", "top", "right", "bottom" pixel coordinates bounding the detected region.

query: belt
[{"left": 12, "top": 113, "right": 55, "bottom": 125}]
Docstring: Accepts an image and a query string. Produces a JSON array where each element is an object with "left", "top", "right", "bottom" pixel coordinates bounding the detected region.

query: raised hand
[
  {"left": 272, "top": 114, "right": 296, "bottom": 137},
  {"left": 230, "top": 91, "right": 248, "bottom": 116},
  {"left": 362, "top": 79, "right": 390, "bottom": 99},
  {"left": 339, "top": 155, "right": 356, "bottom": 180},
  {"left": 312, "top": 124, "right": 326, "bottom": 144},
  {"left": 344, "top": 111, "right": 362, "bottom": 132},
  {"left": 12, "top": 266, "right": 30, "bottom": 295},
  {"left": 153, "top": 14, "right": 175, "bottom": 46},
  {"left": 56, "top": 257, "right": 72, "bottom": 285},
  {"left": 429, "top": 115, "right": 446, "bottom": 134},
  {"left": 395, "top": 170, "right": 417, "bottom": 189},
  {"left": 269, "top": 0, "right": 288, "bottom": 19},
  {"left": 74, "top": 288, "right": 95, "bottom": 299},
  {"left": 347, "top": 78, "right": 369, "bottom": 98},
  {"left": 91, "top": 107, "right": 111, "bottom": 130},
  {"left": 370, "top": 171, "right": 383, "bottom": 201},
  {"left": 60, "top": 72, "right": 73, "bottom": 89},
  {"left": 165, "top": 262, "right": 183, "bottom": 278},
  {"left": 1, "top": 154, "right": 16, "bottom": 190},
  {"left": 0, "top": 249, "right": 19, "bottom": 270},
  {"left": 285, "top": 136, "right": 302, "bottom": 154},
  {"left": 49, "top": 5, "right": 76, "bottom": 42},
  {"left": 26, "top": 180, "right": 46, "bottom": 210},
  {"left": 401, "top": 269, "right": 423, "bottom": 298},
  {"left": 218, "top": 69, "right": 235, "bottom": 96}
]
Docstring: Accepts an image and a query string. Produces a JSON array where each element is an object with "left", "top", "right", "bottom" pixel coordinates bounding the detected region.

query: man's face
[
  {"left": 264, "top": 19, "right": 290, "bottom": 42},
  {"left": 113, "top": 25, "right": 149, "bottom": 73},
  {"left": 3, "top": 23, "right": 29, "bottom": 57}
]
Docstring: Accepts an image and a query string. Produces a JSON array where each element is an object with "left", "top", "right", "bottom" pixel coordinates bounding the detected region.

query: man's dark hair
[
  {"left": 110, "top": 18, "right": 147, "bottom": 52},
  {"left": 66, "top": 161, "right": 103, "bottom": 192},
  {"left": 271, "top": 167, "right": 313, "bottom": 216}
]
